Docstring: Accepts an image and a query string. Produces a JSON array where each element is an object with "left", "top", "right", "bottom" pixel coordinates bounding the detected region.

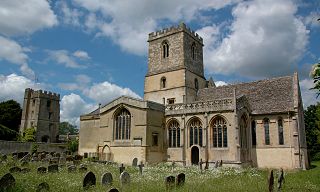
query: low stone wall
[{"left": 0, "top": 140, "right": 67, "bottom": 154}]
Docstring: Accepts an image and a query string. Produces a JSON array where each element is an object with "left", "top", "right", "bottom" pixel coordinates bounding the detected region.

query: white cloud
[
  {"left": 0, "top": 0, "right": 58, "bottom": 36},
  {"left": 47, "top": 50, "right": 86, "bottom": 69},
  {"left": 60, "top": 93, "right": 96, "bottom": 126},
  {"left": 303, "top": 12, "right": 320, "bottom": 28},
  {"left": 74, "top": 0, "right": 239, "bottom": 55},
  {"left": 0, "top": 36, "right": 34, "bottom": 78},
  {"left": 215, "top": 81, "right": 228, "bottom": 87},
  {"left": 198, "top": 0, "right": 309, "bottom": 78},
  {"left": 56, "top": 1, "right": 82, "bottom": 27},
  {"left": 58, "top": 74, "right": 91, "bottom": 91},
  {"left": 73, "top": 50, "right": 90, "bottom": 60},
  {"left": 83, "top": 81, "right": 141, "bottom": 104},
  {"left": 300, "top": 78, "right": 318, "bottom": 107},
  {"left": 0, "top": 74, "right": 43, "bottom": 104}
]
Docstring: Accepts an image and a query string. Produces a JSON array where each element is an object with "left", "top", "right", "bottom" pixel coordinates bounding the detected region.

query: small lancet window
[
  {"left": 278, "top": 118, "right": 284, "bottom": 145},
  {"left": 191, "top": 43, "right": 196, "bottom": 60},
  {"left": 161, "top": 77, "right": 166, "bottom": 88},
  {"left": 195, "top": 78, "right": 199, "bottom": 91},
  {"left": 162, "top": 41, "right": 169, "bottom": 58},
  {"left": 264, "top": 118, "right": 270, "bottom": 145}
]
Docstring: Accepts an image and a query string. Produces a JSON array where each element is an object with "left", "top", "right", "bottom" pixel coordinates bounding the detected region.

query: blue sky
[{"left": 0, "top": 0, "right": 319, "bottom": 126}]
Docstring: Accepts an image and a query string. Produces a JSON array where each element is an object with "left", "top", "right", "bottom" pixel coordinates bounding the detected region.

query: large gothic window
[
  {"left": 114, "top": 108, "right": 131, "bottom": 140},
  {"left": 189, "top": 118, "right": 203, "bottom": 147},
  {"left": 212, "top": 117, "right": 227, "bottom": 148},
  {"left": 264, "top": 118, "right": 270, "bottom": 145},
  {"left": 278, "top": 118, "right": 284, "bottom": 145},
  {"left": 168, "top": 120, "right": 180, "bottom": 148},
  {"left": 240, "top": 115, "right": 248, "bottom": 148},
  {"left": 162, "top": 41, "right": 169, "bottom": 58}
]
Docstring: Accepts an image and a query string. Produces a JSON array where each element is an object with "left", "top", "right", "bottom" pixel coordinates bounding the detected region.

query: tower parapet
[{"left": 148, "top": 23, "right": 203, "bottom": 44}]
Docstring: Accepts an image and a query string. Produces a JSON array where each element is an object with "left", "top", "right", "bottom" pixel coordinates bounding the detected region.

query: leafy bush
[{"left": 67, "top": 139, "right": 79, "bottom": 153}]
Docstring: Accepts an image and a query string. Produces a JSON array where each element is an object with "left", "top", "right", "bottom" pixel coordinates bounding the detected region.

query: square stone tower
[
  {"left": 144, "top": 23, "right": 207, "bottom": 104},
  {"left": 20, "top": 88, "right": 60, "bottom": 143}
]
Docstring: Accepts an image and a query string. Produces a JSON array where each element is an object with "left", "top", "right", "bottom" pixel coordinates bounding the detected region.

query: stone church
[{"left": 79, "top": 23, "right": 308, "bottom": 169}]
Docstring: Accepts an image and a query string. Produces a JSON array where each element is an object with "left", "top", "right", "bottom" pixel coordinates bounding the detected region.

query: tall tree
[
  {"left": 59, "top": 121, "right": 78, "bottom": 135},
  {"left": 311, "top": 62, "right": 320, "bottom": 97},
  {"left": 0, "top": 100, "right": 22, "bottom": 140},
  {"left": 304, "top": 103, "right": 320, "bottom": 160}
]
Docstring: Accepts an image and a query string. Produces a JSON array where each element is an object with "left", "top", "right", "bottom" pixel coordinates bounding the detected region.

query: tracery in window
[
  {"left": 189, "top": 118, "right": 202, "bottom": 147},
  {"left": 168, "top": 120, "right": 180, "bottom": 147},
  {"left": 114, "top": 108, "right": 131, "bottom": 140},
  {"left": 212, "top": 116, "right": 227, "bottom": 148}
]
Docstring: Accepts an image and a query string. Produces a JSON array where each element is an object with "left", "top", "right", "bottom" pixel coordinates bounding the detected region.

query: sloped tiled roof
[{"left": 197, "top": 75, "right": 295, "bottom": 114}]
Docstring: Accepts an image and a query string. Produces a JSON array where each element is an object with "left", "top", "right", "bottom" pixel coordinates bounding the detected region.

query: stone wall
[{"left": 0, "top": 140, "right": 67, "bottom": 154}]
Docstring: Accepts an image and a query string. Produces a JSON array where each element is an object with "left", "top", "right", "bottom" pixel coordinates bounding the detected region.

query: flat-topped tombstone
[
  {"left": 132, "top": 158, "right": 138, "bottom": 167},
  {"left": 36, "top": 182, "right": 49, "bottom": 192},
  {"left": 101, "top": 172, "right": 113, "bottom": 186},
  {"left": 9, "top": 166, "right": 21, "bottom": 173},
  {"left": 165, "top": 175, "right": 175, "bottom": 190},
  {"left": 37, "top": 166, "right": 47, "bottom": 174},
  {"left": 68, "top": 165, "right": 77, "bottom": 173},
  {"left": 21, "top": 168, "right": 31, "bottom": 173},
  {"left": 109, "top": 188, "right": 119, "bottom": 192},
  {"left": 83, "top": 171, "right": 96, "bottom": 189},
  {"left": 48, "top": 164, "right": 59, "bottom": 173},
  {"left": 120, "top": 171, "right": 130, "bottom": 186},
  {"left": 0, "top": 173, "right": 15, "bottom": 191},
  {"left": 176, "top": 173, "right": 185, "bottom": 186}
]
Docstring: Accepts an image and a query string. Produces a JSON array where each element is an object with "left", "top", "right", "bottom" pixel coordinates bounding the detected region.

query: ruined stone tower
[
  {"left": 144, "top": 23, "right": 207, "bottom": 104},
  {"left": 20, "top": 88, "right": 60, "bottom": 143}
]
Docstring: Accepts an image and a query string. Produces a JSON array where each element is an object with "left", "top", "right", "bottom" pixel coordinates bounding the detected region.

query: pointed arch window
[
  {"left": 212, "top": 117, "right": 227, "bottom": 148},
  {"left": 189, "top": 118, "right": 202, "bottom": 147},
  {"left": 161, "top": 77, "right": 166, "bottom": 89},
  {"left": 278, "top": 118, "right": 284, "bottom": 145},
  {"left": 162, "top": 41, "right": 169, "bottom": 58},
  {"left": 252, "top": 120, "right": 256, "bottom": 146},
  {"left": 168, "top": 120, "right": 180, "bottom": 147},
  {"left": 264, "top": 118, "right": 270, "bottom": 145},
  {"left": 240, "top": 115, "right": 248, "bottom": 148},
  {"left": 191, "top": 43, "right": 196, "bottom": 60},
  {"left": 114, "top": 108, "right": 131, "bottom": 140}
]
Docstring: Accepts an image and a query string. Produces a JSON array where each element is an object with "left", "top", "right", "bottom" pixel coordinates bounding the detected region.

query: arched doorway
[{"left": 191, "top": 146, "right": 199, "bottom": 165}]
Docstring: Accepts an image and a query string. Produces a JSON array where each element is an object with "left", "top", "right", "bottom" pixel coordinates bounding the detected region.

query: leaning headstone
[
  {"left": 48, "top": 164, "right": 59, "bottom": 173},
  {"left": 83, "top": 171, "right": 96, "bottom": 189},
  {"left": 176, "top": 173, "right": 185, "bottom": 186},
  {"left": 101, "top": 172, "right": 113, "bottom": 186},
  {"left": 21, "top": 168, "right": 31, "bottom": 173},
  {"left": 132, "top": 158, "right": 138, "bottom": 167},
  {"left": 108, "top": 188, "right": 119, "bottom": 192},
  {"left": 37, "top": 166, "right": 47, "bottom": 174},
  {"left": 79, "top": 165, "right": 88, "bottom": 172},
  {"left": 119, "top": 163, "right": 125, "bottom": 174},
  {"left": 120, "top": 171, "right": 130, "bottom": 187},
  {"left": 277, "top": 168, "right": 285, "bottom": 191},
  {"left": 9, "top": 166, "right": 21, "bottom": 173},
  {"left": 268, "top": 170, "right": 274, "bottom": 192},
  {"left": 36, "top": 182, "right": 49, "bottom": 192},
  {"left": 165, "top": 175, "right": 175, "bottom": 190},
  {"left": 0, "top": 173, "right": 15, "bottom": 191},
  {"left": 68, "top": 165, "right": 77, "bottom": 173}
]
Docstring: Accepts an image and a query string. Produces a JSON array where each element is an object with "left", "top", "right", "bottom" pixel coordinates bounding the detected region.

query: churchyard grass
[{"left": 0, "top": 157, "right": 319, "bottom": 192}]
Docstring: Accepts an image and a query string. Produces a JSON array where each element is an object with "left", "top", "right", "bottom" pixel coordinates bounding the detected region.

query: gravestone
[
  {"left": 36, "top": 182, "right": 49, "bottom": 192},
  {"left": 68, "top": 165, "right": 77, "bottom": 172},
  {"left": 268, "top": 170, "right": 274, "bottom": 192},
  {"left": 176, "top": 173, "right": 185, "bottom": 186},
  {"left": 219, "top": 160, "right": 223, "bottom": 167},
  {"left": 120, "top": 171, "right": 130, "bottom": 186},
  {"left": 138, "top": 163, "right": 144, "bottom": 175},
  {"left": 277, "top": 168, "right": 285, "bottom": 191},
  {"left": 119, "top": 163, "right": 125, "bottom": 174},
  {"left": 83, "top": 171, "right": 96, "bottom": 189},
  {"left": 165, "top": 175, "right": 175, "bottom": 190},
  {"left": 101, "top": 172, "right": 113, "bottom": 186},
  {"left": 21, "top": 161, "right": 29, "bottom": 167},
  {"left": 79, "top": 165, "right": 88, "bottom": 172},
  {"left": 108, "top": 188, "right": 119, "bottom": 192},
  {"left": 9, "top": 166, "right": 21, "bottom": 173},
  {"left": 204, "top": 161, "right": 209, "bottom": 170},
  {"left": 0, "top": 173, "right": 15, "bottom": 191},
  {"left": 214, "top": 160, "right": 219, "bottom": 168},
  {"left": 20, "top": 154, "right": 31, "bottom": 162},
  {"left": 84, "top": 153, "right": 88, "bottom": 158},
  {"left": 132, "top": 158, "right": 138, "bottom": 167},
  {"left": 21, "top": 168, "right": 31, "bottom": 173},
  {"left": 37, "top": 166, "right": 47, "bottom": 174},
  {"left": 48, "top": 164, "right": 59, "bottom": 173},
  {"left": 59, "top": 157, "right": 66, "bottom": 164},
  {"left": 12, "top": 155, "right": 18, "bottom": 161},
  {"left": 17, "top": 152, "right": 24, "bottom": 159}
]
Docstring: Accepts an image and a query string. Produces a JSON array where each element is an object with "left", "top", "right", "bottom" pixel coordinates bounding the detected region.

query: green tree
[
  {"left": 67, "top": 138, "right": 79, "bottom": 153},
  {"left": 304, "top": 103, "right": 320, "bottom": 160},
  {"left": 20, "top": 127, "right": 36, "bottom": 142},
  {"left": 310, "top": 62, "right": 320, "bottom": 97},
  {"left": 59, "top": 122, "right": 78, "bottom": 135},
  {"left": 0, "top": 100, "right": 22, "bottom": 140}
]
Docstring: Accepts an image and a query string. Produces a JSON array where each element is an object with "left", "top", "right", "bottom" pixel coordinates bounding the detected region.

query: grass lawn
[{"left": 0, "top": 158, "right": 319, "bottom": 192}]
